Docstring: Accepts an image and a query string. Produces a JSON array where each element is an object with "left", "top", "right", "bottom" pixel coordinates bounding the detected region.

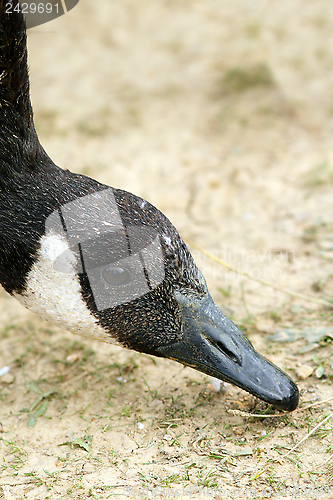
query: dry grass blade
[
  {"left": 228, "top": 409, "right": 289, "bottom": 418},
  {"left": 300, "top": 396, "right": 333, "bottom": 410},
  {"left": 229, "top": 396, "right": 333, "bottom": 418},
  {"left": 282, "top": 413, "right": 333, "bottom": 459},
  {"left": 188, "top": 241, "right": 333, "bottom": 307},
  {"left": 314, "top": 452, "right": 333, "bottom": 468},
  {"left": 249, "top": 412, "right": 333, "bottom": 481}
]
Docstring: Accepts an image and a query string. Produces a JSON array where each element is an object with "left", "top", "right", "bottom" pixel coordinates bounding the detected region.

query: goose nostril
[
  {"left": 214, "top": 340, "right": 241, "bottom": 365},
  {"left": 201, "top": 323, "right": 242, "bottom": 365}
]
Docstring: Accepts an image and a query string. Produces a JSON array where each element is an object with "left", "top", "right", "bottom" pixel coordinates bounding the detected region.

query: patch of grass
[
  {"left": 142, "top": 376, "right": 157, "bottom": 400},
  {"left": 304, "top": 161, "right": 333, "bottom": 187},
  {"left": 169, "top": 432, "right": 184, "bottom": 447},
  {"left": 264, "top": 471, "right": 286, "bottom": 491},
  {"left": 161, "top": 473, "right": 182, "bottom": 487},
  {"left": 164, "top": 394, "right": 186, "bottom": 420},
  {"left": 221, "top": 63, "right": 274, "bottom": 93},
  {"left": 0, "top": 438, "right": 27, "bottom": 472},
  {"left": 158, "top": 418, "right": 179, "bottom": 429},
  {"left": 137, "top": 471, "right": 158, "bottom": 487},
  {"left": 188, "top": 388, "right": 213, "bottom": 416},
  {"left": 24, "top": 471, "right": 46, "bottom": 487},
  {"left": 0, "top": 324, "right": 17, "bottom": 339},
  {"left": 217, "top": 285, "right": 232, "bottom": 297},
  {"left": 20, "top": 377, "right": 57, "bottom": 428},
  {"left": 270, "top": 310, "right": 282, "bottom": 322},
  {"left": 258, "top": 430, "right": 274, "bottom": 441},
  {"left": 120, "top": 404, "right": 134, "bottom": 417},
  {"left": 197, "top": 467, "right": 219, "bottom": 488},
  {"left": 77, "top": 107, "right": 110, "bottom": 137},
  {"left": 59, "top": 435, "right": 92, "bottom": 454}
]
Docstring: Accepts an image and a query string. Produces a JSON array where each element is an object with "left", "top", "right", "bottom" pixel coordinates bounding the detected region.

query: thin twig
[
  {"left": 300, "top": 396, "right": 333, "bottom": 410},
  {"left": 228, "top": 396, "right": 333, "bottom": 419},
  {"left": 250, "top": 413, "right": 333, "bottom": 480},
  {"left": 228, "top": 409, "right": 287, "bottom": 418},
  {"left": 314, "top": 452, "right": 333, "bottom": 468},
  {"left": 282, "top": 413, "right": 333, "bottom": 459},
  {"left": 188, "top": 241, "right": 333, "bottom": 308}
]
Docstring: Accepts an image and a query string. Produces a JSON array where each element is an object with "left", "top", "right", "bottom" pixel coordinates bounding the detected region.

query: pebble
[
  {"left": 1, "top": 373, "right": 14, "bottom": 384},
  {"left": 0, "top": 366, "right": 9, "bottom": 377},
  {"left": 66, "top": 352, "right": 81, "bottom": 363},
  {"left": 315, "top": 365, "right": 324, "bottom": 378},
  {"left": 209, "top": 377, "right": 221, "bottom": 392},
  {"left": 209, "top": 377, "right": 231, "bottom": 394},
  {"left": 318, "top": 239, "right": 333, "bottom": 251},
  {"left": 295, "top": 364, "right": 313, "bottom": 380},
  {"left": 233, "top": 426, "right": 244, "bottom": 436}
]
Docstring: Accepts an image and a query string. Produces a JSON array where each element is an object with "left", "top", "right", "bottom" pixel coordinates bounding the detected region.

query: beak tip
[
  {"left": 162, "top": 292, "right": 301, "bottom": 413},
  {"left": 249, "top": 360, "right": 300, "bottom": 412},
  {"left": 277, "top": 379, "right": 300, "bottom": 412}
]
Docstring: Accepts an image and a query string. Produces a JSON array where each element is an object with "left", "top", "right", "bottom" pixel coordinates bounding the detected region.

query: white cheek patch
[{"left": 14, "top": 234, "right": 119, "bottom": 345}]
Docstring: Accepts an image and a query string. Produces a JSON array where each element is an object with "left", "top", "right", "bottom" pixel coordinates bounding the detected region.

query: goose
[{"left": 0, "top": 1, "right": 299, "bottom": 412}]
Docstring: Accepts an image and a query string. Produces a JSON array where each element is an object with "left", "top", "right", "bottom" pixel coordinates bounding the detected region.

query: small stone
[
  {"left": 66, "top": 352, "right": 81, "bottom": 363},
  {"left": 1, "top": 373, "right": 14, "bottom": 384},
  {"left": 315, "top": 365, "right": 324, "bottom": 378},
  {"left": 221, "top": 382, "right": 231, "bottom": 395},
  {"left": 209, "top": 377, "right": 221, "bottom": 392},
  {"left": 318, "top": 239, "right": 333, "bottom": 251},
  {"left": 0, "top": 367, "right": 10, "bottom": 377},
  {"left": 295, "top": 364, "right": 313, "bottom": 380},
  {"left": 137, "top": 422, "right": 144, "bottom": 430},
  {"left": 233, "top": 426, "right": 244, "bottom": 436}
]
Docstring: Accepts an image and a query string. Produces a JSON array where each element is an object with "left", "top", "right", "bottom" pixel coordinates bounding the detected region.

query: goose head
[{"left": 21, "top": 183, "right": 299, "bottom": 412}]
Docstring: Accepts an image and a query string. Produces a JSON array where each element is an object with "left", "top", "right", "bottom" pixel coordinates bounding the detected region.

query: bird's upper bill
[{"left": 158, "top": 292, "right": 299, "bottom": 412}]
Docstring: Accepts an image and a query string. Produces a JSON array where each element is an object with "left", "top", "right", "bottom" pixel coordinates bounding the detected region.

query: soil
[{"left": 0, "top": 0, "right": 333, "bottom": 498}]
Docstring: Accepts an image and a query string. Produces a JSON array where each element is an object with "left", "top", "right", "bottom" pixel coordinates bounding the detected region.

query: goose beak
[{"left": 157, "top": 292, "right": 299, "bottom": 411}]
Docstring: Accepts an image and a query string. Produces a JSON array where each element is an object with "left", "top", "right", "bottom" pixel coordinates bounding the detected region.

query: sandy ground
[{"left": 0, "top": 0, "right": 333, "bottom": 498}]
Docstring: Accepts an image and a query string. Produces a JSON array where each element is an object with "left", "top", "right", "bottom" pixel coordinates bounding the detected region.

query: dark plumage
[{"left": 0, "top": 1, "right": 299, "bottom": 411}]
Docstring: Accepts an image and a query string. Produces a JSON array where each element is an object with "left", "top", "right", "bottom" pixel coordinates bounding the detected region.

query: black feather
[{"left": 0, "top": 0, "right": 39, "bottom": 170}]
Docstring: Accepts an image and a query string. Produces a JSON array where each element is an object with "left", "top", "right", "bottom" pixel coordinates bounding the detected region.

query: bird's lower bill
[{"left": 157, "top": 292, "right": 299, "bottom": 412}]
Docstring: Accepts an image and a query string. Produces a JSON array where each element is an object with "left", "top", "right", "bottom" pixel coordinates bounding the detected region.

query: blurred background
[{"left": 27, "top": 0, "right": 333, "bottom": 321}]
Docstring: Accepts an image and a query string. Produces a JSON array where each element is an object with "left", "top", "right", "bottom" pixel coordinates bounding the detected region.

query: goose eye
[{"left": 102, "top": 266, "right": 131, "bottom": 286}]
